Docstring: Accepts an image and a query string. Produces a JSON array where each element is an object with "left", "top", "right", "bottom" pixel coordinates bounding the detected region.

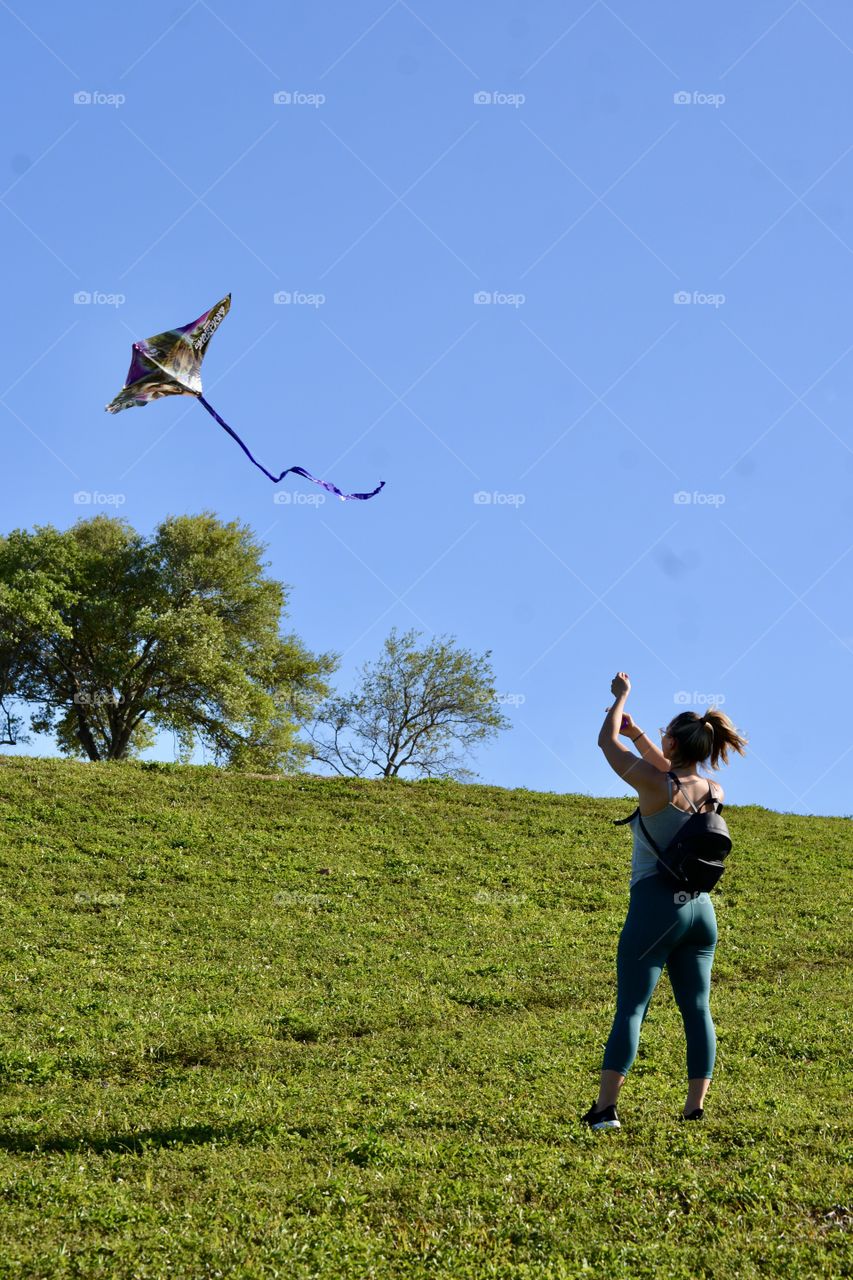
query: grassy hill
[{"left": 0, "top": 756, "right": 850, "bottom": 1279}]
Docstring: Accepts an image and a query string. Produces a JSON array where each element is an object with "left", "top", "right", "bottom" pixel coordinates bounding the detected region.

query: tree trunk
[
  {"left": 74, "top": 706, "right": 101, "bottom": 761},
  {"left": 109, "top": 708, "right": 145, "bottom": 759}
]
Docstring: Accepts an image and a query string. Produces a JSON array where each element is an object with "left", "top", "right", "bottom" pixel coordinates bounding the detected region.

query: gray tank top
[{"left": 629, "top": 774, "right": 718, "bottom": 887}]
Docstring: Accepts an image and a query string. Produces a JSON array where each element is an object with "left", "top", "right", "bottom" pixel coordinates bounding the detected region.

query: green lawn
[{"left": 0, "top": 756, "right": 850, "bottom": 1278}]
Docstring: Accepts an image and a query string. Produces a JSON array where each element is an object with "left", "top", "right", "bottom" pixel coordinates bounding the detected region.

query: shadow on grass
[{"left": 0, "top": 1119, "right": 320, "bottom": 1155}]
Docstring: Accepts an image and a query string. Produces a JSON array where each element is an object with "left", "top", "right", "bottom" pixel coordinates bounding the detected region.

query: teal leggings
[{"left": 603, "top": 873, "right": 718, "bottom": 1079}]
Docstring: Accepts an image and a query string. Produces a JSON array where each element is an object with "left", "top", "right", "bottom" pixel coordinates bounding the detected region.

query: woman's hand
[
  {"left": 619, "top": 712, "right": 637, "bottom": 738},
  {"left": 610, "top": 671, "right": 631, "bottom": 700}
]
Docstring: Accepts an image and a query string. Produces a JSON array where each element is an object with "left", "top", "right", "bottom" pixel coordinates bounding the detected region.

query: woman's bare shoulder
[
  {"left": 708, "top": 777, "right": 725, "bottom": 803},
  {"left": 636, "top": 769, "right": 672, "bottom": 811}
]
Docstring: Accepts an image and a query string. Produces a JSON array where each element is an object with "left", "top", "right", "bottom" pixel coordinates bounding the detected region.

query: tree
[
  {"left": 307, "top": 627, "right": 510, "bottom": 780},
  {"left": 0, "top": 513, "right": 335, "bottom": 768},
  {"left": 0, "top": 634, "right": 26, "bottom": 746}
]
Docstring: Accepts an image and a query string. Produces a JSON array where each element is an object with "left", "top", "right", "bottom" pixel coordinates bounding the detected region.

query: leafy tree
[
  {"left": 307, "top": 627, "right": 510, "bottom": 780},
  {"left": 0, "top": 513, "right": 335, "bottom": 768}
]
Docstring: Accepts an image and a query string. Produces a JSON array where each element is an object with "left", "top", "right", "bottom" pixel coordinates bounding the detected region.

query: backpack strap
[
  {"left": 668, "top": 771, "right": 700, "bottom": 814},
  {"left": 612, "top": 774, "right": 724, "bottom": 834},
  {"left": 636, "top": 811, "right": 663, "bottom": 856},
  {"left": 612, "top": 806, "right": 664, "bottom": 856},
  {"left": 669, "top": 771, "right": 726, "bottom": 813}
]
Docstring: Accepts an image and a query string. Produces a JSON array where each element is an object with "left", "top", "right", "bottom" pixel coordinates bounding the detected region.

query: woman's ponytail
[{"left": 669, "top": 708, "right": 748, "bottom": 770}]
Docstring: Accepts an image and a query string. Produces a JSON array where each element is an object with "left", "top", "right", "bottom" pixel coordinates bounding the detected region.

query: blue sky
[{"left": 2, "top": 1, "right": 852, "bottom": 817}]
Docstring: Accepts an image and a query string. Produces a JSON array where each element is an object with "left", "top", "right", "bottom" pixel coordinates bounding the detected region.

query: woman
[{"left": 582, "top": 671, "right": 748, "bottom": 1130}]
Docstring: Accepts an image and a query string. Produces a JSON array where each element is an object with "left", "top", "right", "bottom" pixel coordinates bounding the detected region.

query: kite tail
[{"left": 196, "top": 394, "right": 385, "bottom": 501}]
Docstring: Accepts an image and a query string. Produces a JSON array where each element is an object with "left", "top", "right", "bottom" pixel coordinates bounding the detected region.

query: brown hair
[{"left": 666, "top": 709, "right": 748, "bottom": 771}]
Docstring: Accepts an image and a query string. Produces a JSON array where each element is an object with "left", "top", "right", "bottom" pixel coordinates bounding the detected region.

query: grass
[{"left": 0, "top": 755, "right": 850, "bottom": 1278}]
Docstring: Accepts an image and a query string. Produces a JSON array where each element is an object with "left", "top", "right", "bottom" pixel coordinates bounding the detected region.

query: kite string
[
  {"left": 196, "top": 394, "right": 385, "bottom": 501},
  {"left": 197, "top": 393, "right": 281, "bottom": 483}
]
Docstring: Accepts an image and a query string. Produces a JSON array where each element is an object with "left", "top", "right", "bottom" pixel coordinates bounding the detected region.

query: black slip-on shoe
[
  {"left": 679, "top": 1108, "right": 704, "bottom": 1121},
  {"left": 581, "top": 1103, "right": 621, "bottom": 1130}
]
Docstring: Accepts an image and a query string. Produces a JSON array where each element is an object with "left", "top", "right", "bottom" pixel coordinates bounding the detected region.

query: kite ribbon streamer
[{"left": 197, "top": 395, "right": 385, "bottom": 502}]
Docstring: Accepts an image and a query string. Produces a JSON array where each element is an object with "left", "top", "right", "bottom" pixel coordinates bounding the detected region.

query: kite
[{"left": 105, "top": 294, "right": 385, "bottom": 501}]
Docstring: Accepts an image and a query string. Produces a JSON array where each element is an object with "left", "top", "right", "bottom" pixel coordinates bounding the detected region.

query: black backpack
[{"left": 613, "top": 771, "right": 732, "bottom": 893}]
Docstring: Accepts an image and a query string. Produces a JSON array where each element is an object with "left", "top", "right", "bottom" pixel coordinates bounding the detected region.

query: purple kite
[{"left": 105, "top": 293, "right": 385, "bottom": 501}]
